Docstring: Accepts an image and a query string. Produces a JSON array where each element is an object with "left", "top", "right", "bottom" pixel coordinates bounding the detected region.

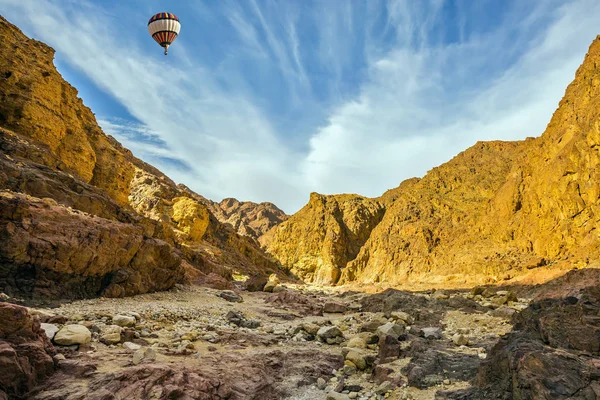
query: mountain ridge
[{"left": 263, "top": 35, "right": 600, "bottom": 286}]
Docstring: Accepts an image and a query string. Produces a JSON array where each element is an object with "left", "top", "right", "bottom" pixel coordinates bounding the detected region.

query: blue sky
[{"left": 1, "top": 0, "right": 599, "bottom": 213}]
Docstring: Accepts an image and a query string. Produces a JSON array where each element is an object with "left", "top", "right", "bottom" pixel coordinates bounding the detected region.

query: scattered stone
[
  {"left": 317, "top": 377, "right": 327, "bottom": 390},
  {"left": 490, "top": 305, "right": 516, "bottom": 319},
  {"left": 452, "top": 334, "right": 469, "bottom": 346},
  {"left": 245, "top": 275, "right": 269, "bottom": 292},
  {"left": 377, "top": 322, "right": 405, "bottom": 340},
  {"left": 40, "top": 323, "right": 59, "bottom": 340},
  {"left": 343, "top": 349, "right": 367, "bottom": 370},
  {"left": 378, "top": 334, "right": 400, "bottom": 362},
  {"left": 112, "top": 315, "right": 136, "bottom": 328},
  {"left": 226, "top": 311, "right": 260, "bottom": 329},
  {"left": 54, "top": 325, "right": 91, "bottom": 346},
  {"left": 324, "top": 302, "right": 347, "bottom": 313},
  {"left": 375, "top": 380, "right": 393, "bottom": 394},
  {"left": 421, "top": 327, "right": 442, "bottom": 340},
  {"left": 29, "top": 309, "right": 55, "bottom": 322},
  {"left": 100, "top": 325, "right": 122, "bottom": 345},
  {"left": 123, "top": 342, "right": 142, "bottom": 351},
  {"left": 133, "top": 347, "right": 157, "bottom": 365},
  {"left": 389, "top": 311, "right": 414, "bottom": 324},
  {"left": 346, "top": 336, "right": 367, "bottom": 349},
  {"left": 326, "top": 392, "right": 350, "bottom": 400},
  {"left": 47, "top": 315, "right": 68, "bottom": 325},
  {"left": 317, "top": 326, "right": 344, "bottom": 341},
  {"left": 219, "top": 290, "right": 243, "bottom": 303},
  {"left": 302, "top": 323, "right": 320, "bottom": 335},
  {"left": 432, "top": 291, "right": 449, "bottom": 300}
]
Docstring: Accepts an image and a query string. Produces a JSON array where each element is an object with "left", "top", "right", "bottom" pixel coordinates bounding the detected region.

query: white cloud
[
  {"left": 1, "top": 0, "right": 599, "bottom": 213},
  {"left": 302, "top": 0, "right": 600, "bottom": 197}
]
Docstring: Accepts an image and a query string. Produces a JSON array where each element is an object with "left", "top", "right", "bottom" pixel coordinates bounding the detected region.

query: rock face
[
  {"left": 261, "top": 193, "right": 385, "bottom": 284},
  {"left": 201, "top": 197, "right": 288, "bottom": 240},
  {"left": 443, "top": 276, "right": 600, "bottom": 399},
  {"left": 0, "top": 191, "right": 182, "bottom": 299},
  {"left": 0, "top": 16, "right": 280, "bottom": 298},
  {"left": 265, "top": 36, "right": 600, "bottom": 286},
  {"left": 0, "top": 302, "right": 56, "bottom": 399}
]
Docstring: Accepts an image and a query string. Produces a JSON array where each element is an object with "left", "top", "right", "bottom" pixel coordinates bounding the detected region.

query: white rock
[
  {"left": 422, "top": 327, "right": 443, "bottom": 339},
  {"left": 40, "top": 323, "right": 60, "bottom": 340},
  {"left": 54, "top": 325, "right": 91, "bottom": 346}
]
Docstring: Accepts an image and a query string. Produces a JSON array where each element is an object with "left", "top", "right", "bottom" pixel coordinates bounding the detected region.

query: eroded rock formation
[
  {"left": 201, "top": 196, "right": 288, "bottom": 240},
  {"left": 0, "top": 16, "right": 280, "bottom": 299},
  {"left": 0, "top": 302, "right": 56, "bottom": 400},
  {"left": 265, "top": 36, "right": 600, "bottom": 286},
  {"left": 261, "top": 193, "right": 385, "bottom": 284}
]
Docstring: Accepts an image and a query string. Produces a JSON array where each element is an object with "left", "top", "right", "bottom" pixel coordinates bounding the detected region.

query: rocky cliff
[
  {"left": 265, "top": 36, "right": 600, "bottom": 286},
  {"left": 261, "top": 193, "right": 386, "bottom": 283},
  {"left": 0, "top": 16, "right": 279, "bottom": 299},
  {"left": 188, "top": 194, "right": 287, "bottom": 240}
]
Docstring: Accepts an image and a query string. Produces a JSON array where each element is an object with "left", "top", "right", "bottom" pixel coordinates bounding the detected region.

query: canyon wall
[{"left": 265, "top": 36, "right": 600, "bottom": 286}]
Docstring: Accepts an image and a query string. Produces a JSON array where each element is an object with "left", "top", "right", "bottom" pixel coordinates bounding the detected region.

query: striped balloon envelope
[{"left": 148, "top": 12, "right": 181, "bottom": 55}]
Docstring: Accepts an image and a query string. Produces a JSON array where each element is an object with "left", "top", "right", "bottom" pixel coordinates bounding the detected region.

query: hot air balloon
[{"left": 148, "top": 12, "right": 181, "bottom": 55}]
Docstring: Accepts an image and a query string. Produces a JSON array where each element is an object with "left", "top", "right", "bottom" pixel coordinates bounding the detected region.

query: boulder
[
  {"left": 302, "top": 323, "right": 320, "bottom": 335},
  {"left": 343, "top": 349, "right": 367, "bottom": 371},
  {"left": 431, "top": 291, "right": 449, "bottom": 300},
  {"left": 421, "top": 327, "right": 442, "bottom": 340},
  {"left": 53, "top": 325, "right": 91, "bottom": 346},
  {"left": 123, "top": 342, "right": 141, "bottom": 351},
  {"left": 0, "top": 303, "right": 56, "bottom": 398},
  {"left": 226, "top": 311, "right": 260, "bottom": 329},
  {"left": 378, "top": 334, "right": 400, "bottom": 362},
  {"left": 490, "top": 305, "right": 516, "bottom": 319},
  {"left": 317, "top": 326, "right": 344, "bottom": 341},
  {"left": 263, "top": 280, "right": 278, "bottom": 293},
  {"left": 323, "top": 302, "right": 347, "bottom": 313},
  {"left": 100, "top": 325, "right": 122, "bottom": 345},
  {"left": 244, "top": 275, "right": 268, "bottom": 292},
  {"left": 452, "top": 334, "right": 469, "bottom": 346},
  {"left": 219, "top": 290, "right": 243, "bottom": 303},
  {"left": 376, "top": 322, "right": 405, "bottom": 340},
  {"left": 40, "top": 323, "right": 60, "bottom": 340},
  {"left": 346, "top": 336, "right": 367, "bottom": 349},
  {"left": 327, "top": 392, "right": 350, "bottom": 400},
  {"left": 360, "top": 318, "right": 388, "bottom": 333},
  {"left": 133, "top": 347, "right": 157, "bottom": 365},
  {"left": 112, "top": 315, "right": 136, "bottom": 327},
  {"left": 389, "top": 311, "right": 414, "bottom": 324}
]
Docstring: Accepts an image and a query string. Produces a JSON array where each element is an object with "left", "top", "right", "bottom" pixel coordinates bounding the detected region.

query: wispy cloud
[{"left": 1, "top": 0, "right": 599, "bottom": 213}]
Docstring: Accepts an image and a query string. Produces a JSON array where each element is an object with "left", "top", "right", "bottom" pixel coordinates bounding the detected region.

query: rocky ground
[{"left": 0, "top": 274, "right": 532, "bottom": 400}]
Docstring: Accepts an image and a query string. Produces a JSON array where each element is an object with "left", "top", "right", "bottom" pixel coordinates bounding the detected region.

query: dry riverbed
[{"left": 13, "top": 283, "right": 527, "bottom": 400}]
